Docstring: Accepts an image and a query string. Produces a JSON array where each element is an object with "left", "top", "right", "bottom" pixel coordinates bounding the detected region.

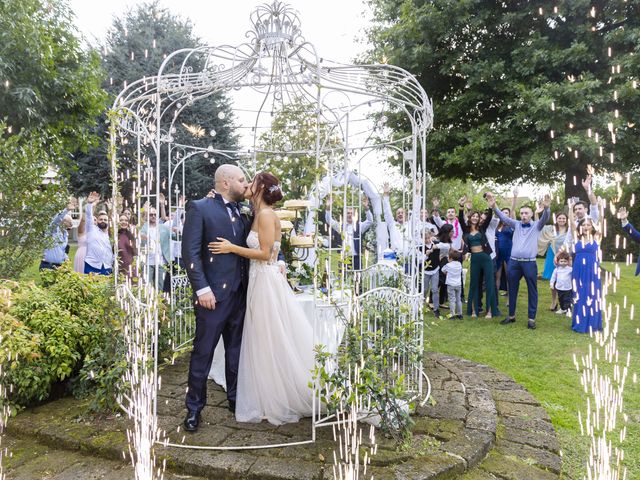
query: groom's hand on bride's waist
[{"left": 197, "top": 291, "right": 216, "bottom": 310}]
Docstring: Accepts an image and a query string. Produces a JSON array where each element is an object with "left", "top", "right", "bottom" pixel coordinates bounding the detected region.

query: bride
[{"left": 209, "top": 172, "right": 315, "bottom": 425}]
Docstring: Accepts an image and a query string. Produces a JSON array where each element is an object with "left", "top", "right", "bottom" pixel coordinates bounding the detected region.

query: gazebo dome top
[{"left": 250, "top": 1, "right": 303, "bottom": 49}]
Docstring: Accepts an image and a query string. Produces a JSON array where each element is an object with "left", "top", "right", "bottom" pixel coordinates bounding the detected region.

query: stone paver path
[{"left": 4, "top": 352, "right": 561, "bottom": 479}]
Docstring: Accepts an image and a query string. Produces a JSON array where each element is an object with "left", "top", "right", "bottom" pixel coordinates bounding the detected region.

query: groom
[{"left": 181, "top": 164, "right": 251, "bottom": 431}]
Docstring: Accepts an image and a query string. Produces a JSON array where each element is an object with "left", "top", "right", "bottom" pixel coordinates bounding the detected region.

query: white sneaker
[
  {"left": 566, "top": 310, "right": 572, "bottom": 318},
  {"left": 555, "top": 309, "right": 566, "bottom": 315}
]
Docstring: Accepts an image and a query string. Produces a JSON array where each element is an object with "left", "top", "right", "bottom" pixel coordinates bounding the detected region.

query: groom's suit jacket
[{"left": 181, "top": 194, "right": 252, "bottom": 303}]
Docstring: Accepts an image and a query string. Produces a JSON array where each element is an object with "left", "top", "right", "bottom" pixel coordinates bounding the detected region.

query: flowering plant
[
  {"left": 239, "top": 204, "right": 252, "bottom": 217},
  {"left": 288, "top": 260, "right": 314, "bottom": 285}
]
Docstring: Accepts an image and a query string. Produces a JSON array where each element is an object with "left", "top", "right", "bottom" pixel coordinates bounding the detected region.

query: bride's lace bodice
[{"left": 247, "top": 230, "right": 281, "bottom": 266}]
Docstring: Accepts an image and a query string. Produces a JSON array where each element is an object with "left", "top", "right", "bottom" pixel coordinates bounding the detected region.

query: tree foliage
[
  {"left": 0, "top": 123, "right": 67, "bottom": 279},
  {"left": 256, "top": 99, "right": 343, "bottom": 200},
  {"left": 366, "top": 0, "right": 640, "bottom": 199},
  {"left": 0, "top": 0, "right": 105, "bottom": 279},
  {"left": 70, "top": 1, "right": 239, "bottom": 199},
  {"left": 0, "top": 0, "right": 106, "bottom": 156}
]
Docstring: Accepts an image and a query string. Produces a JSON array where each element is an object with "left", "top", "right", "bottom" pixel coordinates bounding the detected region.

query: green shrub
[{"left": 0, "top": 264, "right": 128, "bottom": 412}]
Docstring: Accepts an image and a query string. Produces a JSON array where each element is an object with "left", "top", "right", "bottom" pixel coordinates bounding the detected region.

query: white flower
[{"left": 240, "top": 205, "right": 251, "bottom": 216}]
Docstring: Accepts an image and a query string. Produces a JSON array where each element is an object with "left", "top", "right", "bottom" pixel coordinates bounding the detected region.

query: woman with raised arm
[
  {"left": 459, "top": 201, "right": 499, "bottom": 318},
  {"left": 539, "top": 212, "right": 569, "bottom": 310},
  {"left": 564, "top": 198, "right": 602, "bottom": 333},
  {"left": 209, "top": 172, "right": 314, "bottom": 425},
  {"left": 74, "top": 197, "right": 89, "bottom": 273}
]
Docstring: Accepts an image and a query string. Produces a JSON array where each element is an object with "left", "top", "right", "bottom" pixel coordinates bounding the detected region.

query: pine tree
[{"left": 70, "top": 1, "right": 239, "bottom": 200}]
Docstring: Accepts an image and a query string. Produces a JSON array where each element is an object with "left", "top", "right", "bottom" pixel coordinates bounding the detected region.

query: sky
[
  {"left": 66, "top": 0, "right": 545, "bottom": 198},
  {"left": 68, "top": 0, "right": 373, "bottom": 65}
]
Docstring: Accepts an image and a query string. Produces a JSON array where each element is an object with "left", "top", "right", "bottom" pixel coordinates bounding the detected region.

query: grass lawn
[{"left": 426, "top": 259, "right": 640, "bottom": 479}]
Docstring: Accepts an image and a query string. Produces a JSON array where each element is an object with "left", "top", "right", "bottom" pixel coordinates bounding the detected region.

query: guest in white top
[
  {"left": 83, "top": 191, "right": 114, "bottom": 275},
  {"left": 140, "top": 207, "right": 171, "bottom": 290},
  {"left": 431, "top": 197, "right": 463, "bottom": 251},
  {"left": 441, "top": 250, "right": 464, "bottom": 318},
  {"left": 325, "top": 196, "right": 373, "bottom": 270},
  {"left": 549, "top": 250, "right": 573, "bottom": 315},
  {"left": 563, "top": 175, "right": 600, "bottom": 249}
]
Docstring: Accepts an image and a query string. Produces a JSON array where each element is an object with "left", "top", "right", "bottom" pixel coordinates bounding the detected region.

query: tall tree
[
  {"left": 0, "top": 0, "right": 106, "bottom": 279},
  {"left": 366, "top": 0, "right": 640, "bottom": 199},
  {"left": 256, "top": 99, "right": 343, "bottom": 200},
  {"left": 70, "top": 1, "right": 239, "bottom": 199},
  {"left": 0, "top": 0, "right": 106, "bottom": 158}
]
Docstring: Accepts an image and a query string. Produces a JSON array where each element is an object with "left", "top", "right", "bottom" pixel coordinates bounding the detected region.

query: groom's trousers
[{"left": 185, "top": 286, "right": 247, "bottom": 413}]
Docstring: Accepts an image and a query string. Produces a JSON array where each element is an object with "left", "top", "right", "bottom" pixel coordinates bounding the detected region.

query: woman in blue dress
[
  {"left": 541, "top": 213, "right": 569, "bottom": 279},
  {"left": 568, "top": 216, "right": 602, "bottom": 333},
  {"left": 540, "top": 213, "right": 569, "bottom": 309}
]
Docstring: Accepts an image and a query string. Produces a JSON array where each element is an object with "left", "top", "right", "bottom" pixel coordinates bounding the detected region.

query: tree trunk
[{"left": 563, "top": 163, "right": 589, "bottom": 202}]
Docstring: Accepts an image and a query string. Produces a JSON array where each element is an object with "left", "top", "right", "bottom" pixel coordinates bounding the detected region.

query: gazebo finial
[{"left": 249, "top": 1, "right": 302, "bottom": 49}]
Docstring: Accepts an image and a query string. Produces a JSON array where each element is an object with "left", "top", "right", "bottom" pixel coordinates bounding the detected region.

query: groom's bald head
[{"left": 215, "top": 164, "right": 247, "bottom": 201}]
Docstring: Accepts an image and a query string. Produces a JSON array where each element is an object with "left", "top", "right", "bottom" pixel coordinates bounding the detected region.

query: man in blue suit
[
  {"left": 618, "top": 207, "right": 640, "bottom": 276},
  {"left": 181, "top": 164, "right": 252, "bottom": 431}
]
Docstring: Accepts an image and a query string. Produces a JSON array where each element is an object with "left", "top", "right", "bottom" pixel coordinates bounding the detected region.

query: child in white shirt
[
  {"left": 550, "top": 250, "right": 573, "bottom": 316},
  {"left": 441, "top": 250, "right": 463, "bottom": 319}
]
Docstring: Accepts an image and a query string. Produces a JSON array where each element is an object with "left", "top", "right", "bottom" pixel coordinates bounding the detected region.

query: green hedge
[{"left": 0, "top": 264, "right": 146, "bottom": 412}]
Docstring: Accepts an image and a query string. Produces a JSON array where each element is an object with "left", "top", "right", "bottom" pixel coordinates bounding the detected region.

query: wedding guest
[
  {"left": 495, "top": 192, "right": 518, "bottom": 297},
  {"left": 566, "top": 199, "right": 602, "bottom": 333},
  {"left": 74, "top": 199, "right": 90, "bottom": 273},
  {"left": 487, "top": 192, "right": 551, "bottom": 330},
  {"left": 441, "top": 250, "right": 463, "bottom": 319},
  {"left": 140, "top": 207, "right": 171, "bottom": 289},
  {"left": 563, "top": 175, "right": 600, "bottom": 248},
  {"left": 459, "top": 195, "right": 500, "bottom": 313},
  {"left": 436, "top": 223, "right": 454, "bottom": 306},
  {"left": 163, "top": 195, "right": 186, "bottom": 292},
  {"left": 382, "top": 182, "right": 415, "bottom": 254},
  {"left": 539, "top": 212, "right": 569, "bottom": 310},
  {"left": 417, "top": 229, "right": 441, "bottom": 317},
  {"left": 459, "top": 206, "right": 499, "bottom": 318},
  {"left": 431, "top": 197, "right": 463, "bottom": 251},
  {"left": 118, "top": 213, "right": 137, "bottom": 279},
  {"left": 540, "top": 213, "right": 569, "bottom": 279},
  {"left": 84, "top": 191, "right": 114, "bottom": 275},
  {"left": 549, "top": 250, "right": 573, "bottom": 316},
  {"left": 40, "top": 197, "right": 76, "bottom": 270},
  {"left": 617, "top": 207, "right": 640, "bottom": 276},
  {"left": 417, "top": 208, "right": 438, "bottom": 235},
  {"left": 325, "top": 196, "right": 373, "bottom": 270}
]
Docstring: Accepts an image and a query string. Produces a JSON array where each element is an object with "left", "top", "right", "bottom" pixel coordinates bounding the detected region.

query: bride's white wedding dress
[{"left": 235, "top": 230, "right": 315, "bottom": 425}]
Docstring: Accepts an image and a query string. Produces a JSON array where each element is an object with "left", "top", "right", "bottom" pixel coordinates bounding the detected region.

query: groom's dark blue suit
[{"left": 181, "top": 193, "right": 251, "bottom": 413}]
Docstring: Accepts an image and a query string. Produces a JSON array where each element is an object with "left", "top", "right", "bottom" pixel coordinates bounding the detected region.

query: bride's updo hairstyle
[{"left": 253, "top": 171, "right": 283, "bottom": 206}]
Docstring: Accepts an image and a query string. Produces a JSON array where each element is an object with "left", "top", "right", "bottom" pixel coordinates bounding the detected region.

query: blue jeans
[
  {"left": 424, "top": 272, "right": 439, "bottom": 310},
  {"left": 507, "top": 259, "right": 538, "bottom": 320},
  {"left": 84, "top": 262, "right": 113, "bottom": 276}
]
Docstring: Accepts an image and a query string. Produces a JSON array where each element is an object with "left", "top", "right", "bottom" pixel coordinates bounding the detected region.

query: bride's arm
[{"left": 209, "top": 212, "right": 279, "bottom": 261}]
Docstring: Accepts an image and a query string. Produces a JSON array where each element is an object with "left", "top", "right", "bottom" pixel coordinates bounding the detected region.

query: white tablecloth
[{"left": 208, "top": 289, "right": 349, "bottom": 390}]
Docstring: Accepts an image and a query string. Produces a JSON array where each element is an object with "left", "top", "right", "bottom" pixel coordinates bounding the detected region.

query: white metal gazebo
[{"left": 109, "top": 0, "right": 433, "bottom": 460}]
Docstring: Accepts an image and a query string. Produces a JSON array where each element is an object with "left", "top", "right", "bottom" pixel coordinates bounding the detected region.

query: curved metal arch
[{"left": 109, "top": 0, "right": 433, "bottom": 457}]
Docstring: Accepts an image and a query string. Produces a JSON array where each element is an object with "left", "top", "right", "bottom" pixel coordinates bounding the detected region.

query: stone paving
[{"left": 4, "top": 353, "right": 561, "bottom": 479}]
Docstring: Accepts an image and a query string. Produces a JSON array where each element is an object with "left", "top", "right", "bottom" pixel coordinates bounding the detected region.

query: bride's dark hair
[{"left": 252, "top": 171, "right": 283, "bottom": 206}]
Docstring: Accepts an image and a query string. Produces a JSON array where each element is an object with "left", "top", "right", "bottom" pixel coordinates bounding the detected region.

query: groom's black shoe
[
  {"left": 500, "top": 317, "right": 516, "bottom": 325},
  {"left": 228, "top": 400, "right": 236, "bottom": 413},
  {"left": 183, "top": 410, "right": 200, "bottom": 432}
]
